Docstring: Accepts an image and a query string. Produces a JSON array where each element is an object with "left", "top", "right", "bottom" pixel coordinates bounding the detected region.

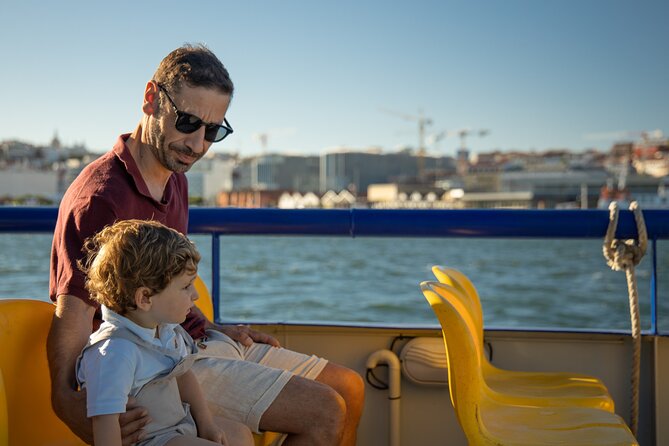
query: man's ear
[
  {"left": 134, "top": 287, "right": 153, "bottom": 311},
  {"left": 142, "top": 81, "right": 159, "bottom": 115}
]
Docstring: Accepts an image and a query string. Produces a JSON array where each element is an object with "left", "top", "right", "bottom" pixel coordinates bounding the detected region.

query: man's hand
[
  {"left": 119, "top": 397, "right": 151, "bottom": 445},
  {"left": 51, "top": 386, "right": 150, "bottom": 445},
  {"left": 211, "top": 323, "right": 281, "bottom": 348}
]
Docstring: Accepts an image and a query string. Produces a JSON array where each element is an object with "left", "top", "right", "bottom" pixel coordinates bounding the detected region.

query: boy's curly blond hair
[{"left": 79, "top": 219, "right": 201, "bottom": 315}]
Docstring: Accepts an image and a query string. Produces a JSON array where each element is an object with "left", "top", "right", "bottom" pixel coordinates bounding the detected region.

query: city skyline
[{"left": 1, "top": 1, "right": 667, "bottom": 156}]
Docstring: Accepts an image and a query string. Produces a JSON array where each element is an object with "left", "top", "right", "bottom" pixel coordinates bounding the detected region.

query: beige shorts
[
  {"left": 136, "top": 404, "right": 197, "bottom": 446},
  {"left": 191, "top": 329, "right": 328, "bottom": 433}
]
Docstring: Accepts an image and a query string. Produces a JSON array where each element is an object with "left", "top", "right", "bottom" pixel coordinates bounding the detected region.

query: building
[
  {"left": 0, "top": 170, "right": 60, "bottom": 204},
  {"left": 217, "top": 189, "right": 284, "bottom": 208},
  {"left": 185, "top": 154, "right": 236, "bottom": 204},
  {"left": 319, "top": 148, "right": 454, "bottom": 194},
  {"left": 234, "top": 154, "right": 320, "bottom": 192},
  {"left": 367, "top": 183, "right": 445, "bottom": 208}
]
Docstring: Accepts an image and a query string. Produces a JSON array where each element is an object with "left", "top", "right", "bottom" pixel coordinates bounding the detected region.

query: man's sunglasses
[{"left": 157, "top": 84, "right": 233, "bottom": 143}]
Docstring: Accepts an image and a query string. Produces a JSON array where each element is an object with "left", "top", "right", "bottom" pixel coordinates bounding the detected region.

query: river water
[{"left": 1, "top": 234, "right": 667, "bottom": 332}]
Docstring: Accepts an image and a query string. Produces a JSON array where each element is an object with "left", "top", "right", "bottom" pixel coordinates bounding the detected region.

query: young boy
[{"left": 76, "top": 219, "right": 251, "bottom": 446}]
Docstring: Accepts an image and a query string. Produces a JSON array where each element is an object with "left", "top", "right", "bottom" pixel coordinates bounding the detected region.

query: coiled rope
[{"left": 602, "top": 201, "right": 647, "bottom": 436}]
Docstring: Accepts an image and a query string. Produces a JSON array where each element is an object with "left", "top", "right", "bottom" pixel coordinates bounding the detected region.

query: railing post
[
  {"left": 211, "top": 233, "right": 221, "bottom": 322},
  {"left": 650, "top": 238, "right": 658, "bottom": 335}
]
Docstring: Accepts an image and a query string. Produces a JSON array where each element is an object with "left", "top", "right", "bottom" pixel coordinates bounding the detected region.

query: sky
[{"left": 0, "top": 0, "right": 667, "bottom": 157}]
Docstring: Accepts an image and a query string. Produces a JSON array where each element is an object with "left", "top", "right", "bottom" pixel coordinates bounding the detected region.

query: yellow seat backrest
[
  {"left": 425, "top": 279, "right": 485, "bottom": 371},
  {"left": 193, "top": 275, "right": 215, "bottom": 321},
  {"left": 420, "top": 281, "right": 485, "bottom": 423},
  {"left": 1, "top": 369, "right": 8, "bottom": 446},
  {"left": 432, "top": 266, "right": 484, "bottom": 337},
  {"left": 0, "top": 299, "right": 85, "bottom": 445}
]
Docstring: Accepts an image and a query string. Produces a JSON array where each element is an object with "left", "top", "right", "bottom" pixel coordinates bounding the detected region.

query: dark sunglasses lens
[
  {"left": 174, "top": 109, "right": 230, "bottom": 142},
  {"left": 175, "top": 112, "right": 201, "bottom": 133},
  {"left": 202, "top": 126, "right": 228, "bottom": 143}
]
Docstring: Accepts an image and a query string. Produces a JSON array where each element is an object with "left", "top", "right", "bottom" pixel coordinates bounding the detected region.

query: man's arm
[
  {"left": 47, "top": 295, "right": 95, "bottom": 443},
  {"left": 47, "top": 295, "right": 150, "bottom": 445}
]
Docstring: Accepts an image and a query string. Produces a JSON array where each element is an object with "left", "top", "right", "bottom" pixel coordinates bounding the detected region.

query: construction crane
[
  {"left": 431, "top": 128, "right": 490, "bottom": 150},
  {"left": 252, "top": 132, "right": 269, "bottom": 153},
  {"left": 380, "top": 108, "right": 433, "bottom": 180},
  {"left": 456, "top": 128, "right": 489, "bottom": 150},
  {"left": 429, "top": 128, "right": 490, "bottom": 177}
]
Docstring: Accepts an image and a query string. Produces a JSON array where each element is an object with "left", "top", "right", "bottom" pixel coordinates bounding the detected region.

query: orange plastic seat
[
  {"left": 193, "top": 277, "right": 283, "bottom": 446},
  {"left": 0, "top": 299, "right": 86, "bottom": 445},
  {"left": 421, "top": 281, "right": 638, "bottom": 445},
  {"left": 432, "top": 265, "right": 615, "bottom": 411},
  {"left": 194, "top": 275, "right": 216, "bottom": 321},
  {"left": 1, "top": 370, "right": 8, "bottom": 446}
]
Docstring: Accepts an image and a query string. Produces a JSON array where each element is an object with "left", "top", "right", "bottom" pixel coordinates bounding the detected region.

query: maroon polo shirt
[{"left": 49, "top": 134, "right": 206, "bottom": 338}]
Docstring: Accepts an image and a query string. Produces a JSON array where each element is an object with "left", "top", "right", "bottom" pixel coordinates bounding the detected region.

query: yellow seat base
[
  {"left": 484, "top": 366, "right": 614, "bottom": 411},
  {"left": 254, "top": 431, "right": 284, "bottom": 446},
  {"left": 481, "top": 399, "right": 637, "bottom": 446}
]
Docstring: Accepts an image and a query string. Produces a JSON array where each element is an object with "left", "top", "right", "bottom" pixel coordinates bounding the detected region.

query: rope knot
[
  {"left": 607, "top": 240, "right": 641, "bottom": 271},
  {"left": 602, "top": 201, "right": 648, "bottom": 271}
]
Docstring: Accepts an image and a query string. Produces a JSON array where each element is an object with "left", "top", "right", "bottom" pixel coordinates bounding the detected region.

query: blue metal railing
[{"left": 1, "top": 206, "right": 667, "bottom": 333}]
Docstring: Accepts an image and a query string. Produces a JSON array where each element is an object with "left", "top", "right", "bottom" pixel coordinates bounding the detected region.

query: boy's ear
[{"left": 134, "top": 287, "right": 153, "bottom": 311}]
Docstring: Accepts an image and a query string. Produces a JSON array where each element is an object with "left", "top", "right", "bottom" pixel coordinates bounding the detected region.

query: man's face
[{"left": 148, "top": 84, "right": 231, "bottom": 173}]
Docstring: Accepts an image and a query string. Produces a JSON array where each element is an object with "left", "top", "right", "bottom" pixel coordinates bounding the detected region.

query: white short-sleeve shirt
[{"left": 77, "top": 306, "right": 189, "bottom": 417}]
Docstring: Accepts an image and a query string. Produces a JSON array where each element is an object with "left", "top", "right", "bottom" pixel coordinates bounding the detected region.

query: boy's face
[{"left": 149, "top": 270, "right": 199, "bottom": 325}]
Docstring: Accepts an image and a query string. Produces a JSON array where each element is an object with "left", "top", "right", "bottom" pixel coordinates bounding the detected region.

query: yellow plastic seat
[
  {"left": 420, "top": 281, "right": 638, "bottom": 445},
  {"left": 194, "top": 275, "right": 216, "bottom": 321},
  {"left": 1, "top": 370, "right": 8, "bottom": 446},
  {"left": 432, "top": 265, "right": 615, "bottom": 412},
  {"left": 193, "top": 277, "right": 283, "bottom": 446},
  {"left": 0, "top": 299, "right": 86, "bottom": 445}
]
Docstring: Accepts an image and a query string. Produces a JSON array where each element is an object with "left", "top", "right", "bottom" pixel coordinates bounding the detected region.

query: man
[{"left": 48, "top": 44, "right": 364, "bottom": 446}]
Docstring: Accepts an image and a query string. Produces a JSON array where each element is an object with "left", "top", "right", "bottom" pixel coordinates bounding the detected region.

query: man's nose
[{"left": 184, "top": 127, "right": 207, "bottom": 154}]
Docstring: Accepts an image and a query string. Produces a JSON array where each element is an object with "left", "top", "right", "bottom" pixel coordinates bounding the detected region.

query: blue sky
[{"left": 0, "top": 0, "right": 667, "bottom": 156}]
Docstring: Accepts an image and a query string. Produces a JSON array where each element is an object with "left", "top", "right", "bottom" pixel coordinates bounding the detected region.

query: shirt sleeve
[
  {"left": 52, "top": 194, "right": 118, "bottom": 305},
  {"left": 79, "top": 339, "right": 137, "bottom": 417}
]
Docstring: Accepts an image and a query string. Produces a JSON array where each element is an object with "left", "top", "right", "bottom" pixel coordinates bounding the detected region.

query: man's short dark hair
[{"left": 153, "top": 43, "right": 234, "bottom": 97}]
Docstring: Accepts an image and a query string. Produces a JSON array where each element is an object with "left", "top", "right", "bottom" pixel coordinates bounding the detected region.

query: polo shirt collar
[
  {"left": 112, "top": 134, "right": 174, "bottom": 206},
  {"left": 100, "top": 305, "right": 179, "bottom": 349}
]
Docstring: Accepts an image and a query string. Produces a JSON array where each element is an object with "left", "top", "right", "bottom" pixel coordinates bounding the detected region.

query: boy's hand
[{"left": 198, "top": 421, "right": 226, "bottom": 445}]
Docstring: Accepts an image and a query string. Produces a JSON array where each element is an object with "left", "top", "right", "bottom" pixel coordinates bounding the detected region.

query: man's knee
[
  {"left": 343, "top": 368, "right": 365, "bottom": 402},
  {"left": 260, "top": 375, "right": 347, "bottom": 442},
  {"left": 318, "top": 363, "right": 365, "bottom": 409},
  {"left": 316, "top": 385, "right": 347, "bottom": 440}
]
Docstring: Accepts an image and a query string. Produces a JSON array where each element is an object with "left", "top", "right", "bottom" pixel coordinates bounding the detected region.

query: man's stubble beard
[{"left": 147, "top": 118, "right": 196, "bottom": 174}]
